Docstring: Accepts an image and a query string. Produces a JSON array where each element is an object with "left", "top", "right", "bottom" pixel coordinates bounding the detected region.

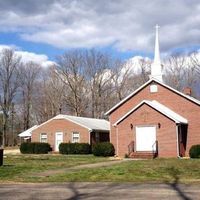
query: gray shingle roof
[{"left": 53, "top": 114, "right": 110, "bottom": 132}]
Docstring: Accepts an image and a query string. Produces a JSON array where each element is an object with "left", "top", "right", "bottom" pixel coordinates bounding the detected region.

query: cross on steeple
[{"left": 150, "top": 24, "right": 163, "bottom": 82}]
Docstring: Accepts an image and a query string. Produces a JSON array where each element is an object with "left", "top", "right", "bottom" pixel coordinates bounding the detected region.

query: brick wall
[
  {"left": 116, "top": 104, "right": 177, "bottom": 157},
  {"left": 31, "top": 119, "right": 90, "bottom": 151},
  {"left": 109, "top": 81, "right": 200, "bottom": 157}
]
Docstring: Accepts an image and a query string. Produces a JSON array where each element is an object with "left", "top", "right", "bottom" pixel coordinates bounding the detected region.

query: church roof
[
  {"left": 114, "top": 100, "right": 188, "bottom": 126},
  {"left": 105, "top": 78, "right": 200, "bottom": 116}
]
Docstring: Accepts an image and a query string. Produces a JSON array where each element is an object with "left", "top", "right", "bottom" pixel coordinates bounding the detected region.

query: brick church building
[{"left": 105, "top": 26, "right": 200, "bottom": 158}]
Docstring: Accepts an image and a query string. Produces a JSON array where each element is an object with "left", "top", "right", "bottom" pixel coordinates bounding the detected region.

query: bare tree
[
  {"left": 43, "top": 66, "right": 66, "bottom": 117},
  {"left": 164, "top": 55, "right": 187, "bottom": 90},
  {"left": 111, "top": 59, "right": 130, "bottom": 101},
  {"left": 164, "top": 54, "right": 197, "bottom": 93},
  {"left": 190, "top": 52, "right": 200, "bottom": 75},
  {"left": 57, "top": 50, "right": 88, "bottom": 116},
  {"left": 111, "top": 57, "right": 150, "bottom": 103},
  {"left": 0, "top": 49, "right": 21, "bottom": 147},
  {"left": 135, "top": 58, "right": 151, "bottom": 85},
  {"left": 85, "top": 49, "right": 113, "bottom": 118},
  {"left": 31, "top": 66, "right": 66, "bottom": 123},
  {"left": 19, "top": 62, "right": 40, "bottom": 130}
]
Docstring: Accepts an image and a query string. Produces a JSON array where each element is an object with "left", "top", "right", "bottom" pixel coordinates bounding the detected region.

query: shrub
[
  {"left": 92, "top": 142, "right": 115, "bottom": 157},
  {"left": 20, "top": 143, "right": 34, "bottom": 154},
  {"left": 20, "top": 142, "right": 51, "bottom": 154},
  {"left": 59, "top": 143, "right": 91, "bottom": 154},
  {"left": 33, "top": 143, "right": 51, "bottom": 154},
  {"left": 189, "top": 144, "right": 200, "bottom": 158}
]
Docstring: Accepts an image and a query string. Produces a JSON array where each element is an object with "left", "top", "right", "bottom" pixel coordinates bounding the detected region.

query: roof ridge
[{"left": 56, "top": 114, "right": 108, "bottom": 121}]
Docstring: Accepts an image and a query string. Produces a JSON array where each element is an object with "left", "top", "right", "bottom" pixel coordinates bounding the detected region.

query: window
[
  {"left": 150, "top": 84, "right": 158, "bottom": 93},
  {"left": 95, "top": 132, "right": 100, "bottom": 142},
  {"left": 72, "top": 132, "right": 80, "bottom": 143},
  {"left": 40, "top": 133, "right": 47, "bottom": 143}
]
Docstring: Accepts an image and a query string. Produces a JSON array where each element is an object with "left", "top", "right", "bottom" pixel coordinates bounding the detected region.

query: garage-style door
[{"left": 136, "top": 126, "right": 156, "bottom": 151}]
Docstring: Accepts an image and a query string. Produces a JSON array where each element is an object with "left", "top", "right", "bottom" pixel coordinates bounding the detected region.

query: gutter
[{"left": 176, "top": 124, "right": 180, "bottom": 158}]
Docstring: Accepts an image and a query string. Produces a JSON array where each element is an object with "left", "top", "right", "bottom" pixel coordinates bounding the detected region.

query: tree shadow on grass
[{"left": 166, "top": 166, "right": 191, "bottom": 200}]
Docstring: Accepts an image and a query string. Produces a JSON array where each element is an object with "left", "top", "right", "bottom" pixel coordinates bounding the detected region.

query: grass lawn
[
  {"left": 0, "top": 155, "right": 200, "bottom": 183},
  {"left": 40, "top": 158, "right": 200, "bottom": 183},
  {"left": 0, "top": 154, "right": 108, "bottom": 183}
]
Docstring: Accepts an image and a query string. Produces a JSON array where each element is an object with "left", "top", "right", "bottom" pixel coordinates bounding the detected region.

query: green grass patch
[
  {"left": 1, "top": 155, "right": 200, "bottom": 183},
  {"left": 0, "top": 154, "right": 108, "bottom": 182},
  {"left": 34, "top": 158, "right": 200, "bottom": 183}
]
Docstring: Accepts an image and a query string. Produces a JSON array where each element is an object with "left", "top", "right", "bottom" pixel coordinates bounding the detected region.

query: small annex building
[
  {"left": 105, "top": 26, "right": 200, "bottom": 158},
  {"left": 31, "top": 114, "right": 110, "bottom": 151},
  {"left": 18, "top": 125, "right": 38, "bottom": 142}
]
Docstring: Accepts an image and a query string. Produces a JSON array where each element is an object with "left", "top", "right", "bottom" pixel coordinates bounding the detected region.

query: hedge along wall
[
  {"left": 92, "top": 142, "right": 115, "bottom": 157},
  {"left": 189, "top": 144, "right": 200, "bottom": 158},
  {"left": 59, "top": 143, "right": 91, "bottom": 154},
  {"left": 20, "top": 142, "right": 51, "bottom": 154}
]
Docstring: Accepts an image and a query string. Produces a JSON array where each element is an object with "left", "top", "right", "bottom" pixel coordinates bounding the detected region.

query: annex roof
[
  {"left": 114, "top": 100, "right": 188, "bottom": 126},
  {"left": 35, "top": 114, "right": 110, "bottom": 132},
  {"left": 105, "top": 78, "right": 200, "bottom": 116},
  {"left": 18, "top": 125, "right": 38, "bottom": 137}
]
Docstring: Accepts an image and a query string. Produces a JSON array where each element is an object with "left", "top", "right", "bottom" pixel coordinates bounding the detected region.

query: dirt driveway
[{"left": 0, "top": 182, "right": 199, "bottom": 200}]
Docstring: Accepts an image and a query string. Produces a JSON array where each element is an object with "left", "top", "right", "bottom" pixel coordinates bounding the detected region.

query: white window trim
[
  {"left": 150, "top": 84, "right": 158, "bottom": 93},
  {"left": 72, "top": 132, "right": 80, "bottom": 143},
  {"left": 40, "top": 133, "right": 47, "bottom": 143}
]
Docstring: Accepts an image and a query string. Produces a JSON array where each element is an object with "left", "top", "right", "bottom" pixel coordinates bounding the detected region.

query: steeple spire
[{"left": 150, "top": 24, "right": 163, "bottom": 82}]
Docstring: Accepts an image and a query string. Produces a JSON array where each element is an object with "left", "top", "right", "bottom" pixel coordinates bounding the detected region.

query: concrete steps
[{"left": 129, "top": 151, "right": 157, "bottom": 159}]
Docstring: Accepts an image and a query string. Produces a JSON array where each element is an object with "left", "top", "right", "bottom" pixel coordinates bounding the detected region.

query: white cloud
[
  {"left": 0, "top": 1, "right": 199, "bottom": 53},
  {"left": 0, "top": 44, "right": 54, "bottom": 67},
  {"left": 125, "top": 56, "right": 151, "bottom": 74}
]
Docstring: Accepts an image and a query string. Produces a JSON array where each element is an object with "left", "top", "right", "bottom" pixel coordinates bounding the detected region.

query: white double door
[
  {"left": 136, "top": 126, "right": 156, "bottom": 151},
  {"left": 55, "top": 132, "right": 63, "bottom": 151}
]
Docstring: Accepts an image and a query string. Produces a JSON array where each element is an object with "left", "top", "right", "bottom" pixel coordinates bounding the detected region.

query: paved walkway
[
  {"left": 0, "top": 182, "right": 199, "bottom": 200},
  {"left": 3, "top": 149, "right": 20, "bottom": 155},
  {"left": 35, "top": 159, "right": 130, "bottom": 177}
]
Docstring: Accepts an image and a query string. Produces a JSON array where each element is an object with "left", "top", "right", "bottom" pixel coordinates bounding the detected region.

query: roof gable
[
  {"left": 18, "top": 125, "right": 38, "bottom": 137},
  {"left": 31, "top": 114, "right": 110, "bottom": 133},
  {"left": 114, "top": 100, "right": 188, "bottom": 126},
  {"left": 105, "top": 78, "right": 200, "bottom": 116}
]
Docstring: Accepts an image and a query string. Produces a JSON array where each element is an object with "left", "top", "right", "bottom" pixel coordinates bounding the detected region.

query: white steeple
[{"left": 150, "top": 25, "right": 163, "bottom": 82}]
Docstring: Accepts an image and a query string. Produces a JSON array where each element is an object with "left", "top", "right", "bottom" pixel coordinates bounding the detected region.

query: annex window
[
  {"left": 72, "top": 132, "right": 80, "bottom": 143},
  {"left": 95, "top": 132, "right": 100, "bottom": 142},
  {"left": 40, "top": 133, "right": 47, "bottom": 143}
]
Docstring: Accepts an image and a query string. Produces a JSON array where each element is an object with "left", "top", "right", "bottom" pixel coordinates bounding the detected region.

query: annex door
[
  {"left": 178, "top": 125, "right": 187, "bottom": 157},
  {"left": 55, "top": 132, "right": 63, "bottom": 151},
  {"left": 136, "top": 126, "right": 156, "bottom": 151}
]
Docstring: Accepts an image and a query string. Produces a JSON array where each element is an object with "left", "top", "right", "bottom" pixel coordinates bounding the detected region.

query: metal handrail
[
  {"left": 128, "top": 141, "right": 134, "bottom": 154},
  {"left": 152, "top": 140, "right": 158, "bottom": 158}
]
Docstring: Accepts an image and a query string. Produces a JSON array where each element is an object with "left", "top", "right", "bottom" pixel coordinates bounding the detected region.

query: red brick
[
  {"left": 32, "top": 119, "right": 90, "bottom": 151},
  {"left": 109, "top": 81, "right": 200, "bottom": 157}
]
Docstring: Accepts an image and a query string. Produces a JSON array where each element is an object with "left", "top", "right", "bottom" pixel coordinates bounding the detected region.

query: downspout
[
  {"left": 176, "top": 124, "right": 180, "bottom": 158},
  {"left": 116, "top": 126, "right": 119, "bottom": 157}
]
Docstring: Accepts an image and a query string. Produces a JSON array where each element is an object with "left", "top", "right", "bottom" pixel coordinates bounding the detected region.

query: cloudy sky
[{"left": 0, "top": 0, "right": 199, "bottom": 62}]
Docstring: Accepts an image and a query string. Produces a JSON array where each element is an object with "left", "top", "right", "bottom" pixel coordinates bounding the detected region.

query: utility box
[{"left": 0, "top": 149, "right": 3, "bottom": 166}]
